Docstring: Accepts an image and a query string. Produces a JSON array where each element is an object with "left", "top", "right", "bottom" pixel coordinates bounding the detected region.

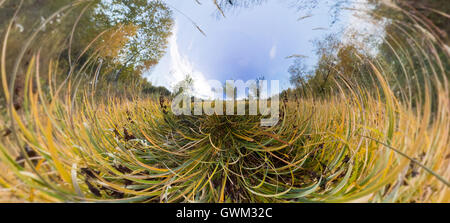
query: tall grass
[{"left": 0, "top": 1, "right": 449, "bottom": 202}]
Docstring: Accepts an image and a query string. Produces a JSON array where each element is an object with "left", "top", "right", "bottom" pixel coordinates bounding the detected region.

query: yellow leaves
[
  {"left": 45, "top": 119, "right": 73, "bottom": 188},
  {"left": 219, "top": 162, "right": 228, "bottom": 203},
  {"left": 97, "top": 24, "right": 138, "bottom": 60},
  {"left": 138, "top": 59, "right": 158, "bottom": 71},
  {"left": 232, "top": 132, "right": 254, "bottom": 142}
]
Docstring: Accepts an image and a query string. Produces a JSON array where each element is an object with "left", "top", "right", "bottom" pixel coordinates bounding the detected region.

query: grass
[
  {"left": 0, "top": 1, "right": 449, "bottom": 203},
  {"left": 0, "top": 81, "right": 448, "bottom": 202}
]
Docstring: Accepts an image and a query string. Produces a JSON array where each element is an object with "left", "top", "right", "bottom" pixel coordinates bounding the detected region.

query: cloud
[
  {"left": 269, "top": 44, "right": 277, "bottom": 59},
  {"left": 147, "top": 23, "right": 214, "bottom": 99}
]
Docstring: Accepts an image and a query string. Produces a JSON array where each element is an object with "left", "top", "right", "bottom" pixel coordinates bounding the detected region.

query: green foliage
[
  {"left": 0, "top": 0, "right": 173, "bottom": 105},
  {"left": 95, "top": 0, "right": 174, "bottom": 70}
]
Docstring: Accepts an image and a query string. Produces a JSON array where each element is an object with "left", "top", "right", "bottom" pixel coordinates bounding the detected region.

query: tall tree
[{"left": 95, "top": 0, "right": 174, "bottom": 75}]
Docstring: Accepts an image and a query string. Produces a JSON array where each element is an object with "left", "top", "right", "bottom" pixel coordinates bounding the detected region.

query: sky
[{"left": 144, "top": 0, "right": 373, "bottom": 98}]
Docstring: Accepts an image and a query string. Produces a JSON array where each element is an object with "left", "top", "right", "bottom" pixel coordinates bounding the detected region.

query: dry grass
[{"left": 0, "top": 0, "right": 448, "bottom": 203}]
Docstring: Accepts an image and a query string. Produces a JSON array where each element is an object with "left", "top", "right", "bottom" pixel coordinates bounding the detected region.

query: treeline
[
  {"left": 283, "top": 0, "right": 449, "bottom": 105},
  {"left": 0, "top": 0, "right": 173, "bottom": 110}
]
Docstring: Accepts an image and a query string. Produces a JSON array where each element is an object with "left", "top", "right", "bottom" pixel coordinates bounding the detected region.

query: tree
[
  {"left": 0, "top": 0, "right": 175, "bottom": 105},
  {"left": 94, "top": 0, "right": 174, "bottom": 78},
  {"left": 0, "top": 0, "right": 101, "bottom": 107},
  {"left": 289, "top": 58, "right": 308, "bottom": 88},
  {"left": 304, "top": 35, "right": 341, "bottom": 95},
  {"left": 173, "top": 75, "right": 194, "bottom": 96},
  {"left": 369, "top": 0, "right": 450, "bottom": 44},
  {"left": 368, "top": 0, "right": 450, "bottom": 111},
  {"left": 288, "top": 33, "right": 374, "bottom": 97},
  {"left": 288, "top": 58, "right": 310, "bottom": 96}
]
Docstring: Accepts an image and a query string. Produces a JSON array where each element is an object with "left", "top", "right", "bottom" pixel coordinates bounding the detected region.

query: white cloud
[
  {"left": 269, "top": 44, "right": 277, "bottom": 59},
  {"left": 146, "top": 23, "right": 214, "bottom": 99}
]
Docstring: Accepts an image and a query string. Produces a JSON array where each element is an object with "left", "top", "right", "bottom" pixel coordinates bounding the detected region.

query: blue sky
[{"left": 145, "top": 0, "right": 358, "bottom": 98}]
